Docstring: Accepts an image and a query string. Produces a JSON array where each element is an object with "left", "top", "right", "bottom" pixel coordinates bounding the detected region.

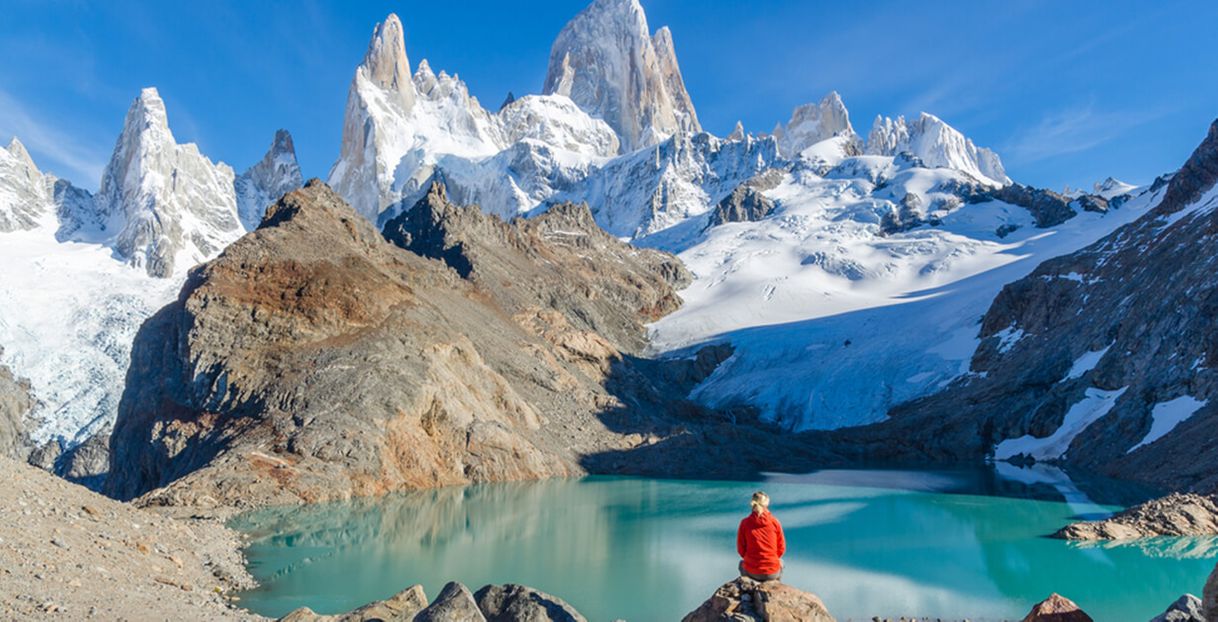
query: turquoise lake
[{"left": 232, "top": 467, "right": 1216, "bottom": 621}]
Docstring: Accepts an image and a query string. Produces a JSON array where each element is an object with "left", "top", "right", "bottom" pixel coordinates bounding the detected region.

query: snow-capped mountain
[
  {"left": 235, "top": 129, "right": 305, "bottom": 229},
  {"left": 773, "top": 92, "right": 857, "bottom": 158},
  {"left": 91, "top": 88, "right": 244, "bottom": 278},
  {"left": 328, "top": 14, "right": 504, "bottom": 222},
  {"left": 866, "top": 113, "right": 1009, "bottom": 186},
  {"left": 543, "top": 0, "right": 700, "bottom": 152},
  {"left": 0, "top": 138, "right": 54, "bottom": 232},
  {"left": 0, "top": 0, "right": 1156, "bottom": 470},
  {"left": 0, "top": 88, "right": 300, "bottom": 464}
]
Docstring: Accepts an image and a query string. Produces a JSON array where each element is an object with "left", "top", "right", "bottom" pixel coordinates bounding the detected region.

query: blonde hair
[{"left": 750, "top": 491, "right": 770, "bottom": 515}]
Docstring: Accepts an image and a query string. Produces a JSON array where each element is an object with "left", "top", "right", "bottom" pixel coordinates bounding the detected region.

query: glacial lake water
[{"left": 232, "top": 467, "right": 1216, "bottom": 621}]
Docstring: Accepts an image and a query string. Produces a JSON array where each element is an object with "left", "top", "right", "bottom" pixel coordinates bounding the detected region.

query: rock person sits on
[{"left": 737, "top": 491, "right": 785, "bottom": 581}]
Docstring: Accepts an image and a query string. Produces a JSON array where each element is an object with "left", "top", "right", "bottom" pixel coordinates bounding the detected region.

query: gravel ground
[{"left": 0, "top": 457, "right": 265, "bottom": 620}]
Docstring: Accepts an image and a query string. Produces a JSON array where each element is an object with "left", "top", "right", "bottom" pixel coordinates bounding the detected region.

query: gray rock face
[
  {"left": 833, "top": 120, "right": 1218, "bottom": 491},
  {"left": 1205, "top": 565, "right": 1218, "bottom": 622},
  {"left": 415, "top": 582, "right": 486, "bottom": 622},
  {"left": 772, "top": 92, "right": 856, "bottom": 158},
  {"left": 235, "top": 129, "right": 304, "bottom": 230},
  {"left": 937, "top": 179, "right": 1079, "bottom": 228},
  {"left": 707, "top": 169, "right": 785, "bottom": 228},
  {"left": 475, "top": 584, "right": 586, "bottom": 622},
  {"left": 1056, "top": 493, "right": 1218, "bottom": 540},
  {"left": 93, "top": 87, "right": 243, "bottom": 277},
  {"left": 543, "top": 0, "right": 700, "bottom": 151},
  {"left": 0, "top": 358, "right": 33, "bottom": 460},
  {"left": 103, "top": 180, "right": 707, "bottom": 508},
  {"left": 1150, "top": 594, "right": 1204, "bottom": 622}
]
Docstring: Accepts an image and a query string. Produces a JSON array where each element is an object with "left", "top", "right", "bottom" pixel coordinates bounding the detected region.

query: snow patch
[
  {"left": 1128, "top": 396, "right": 1208, "bottom": 453},
  {"left": 1065, "top": 346, "right": 1110, "bottom": 380},
  {"left": 994, "top": 387, "right": 1128, "bottom": 461}
]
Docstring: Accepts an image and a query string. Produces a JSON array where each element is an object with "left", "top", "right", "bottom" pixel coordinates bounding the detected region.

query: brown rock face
[
  {"left": 278, "top": 584, "right": 428, "bottom": 622},
  {"left": 1020, "top": 593, "right": 1093, "bottom": 622},
  {"left": 681, "top": 577, "right": 835, "bottom": 622},
  {"left": 103, "top": 180, "right": 717, "bottom": 508},
  {"left": 1055, "top": 493, "right": 1218, "bottom": 540}
]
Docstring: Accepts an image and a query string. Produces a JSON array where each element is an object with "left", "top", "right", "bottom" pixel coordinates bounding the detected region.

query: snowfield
[{"left": 647, "top": 158, "right": 1157, "bottom": 431}]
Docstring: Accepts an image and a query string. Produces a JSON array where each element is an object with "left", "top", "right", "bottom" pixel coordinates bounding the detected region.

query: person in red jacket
[{"left": 737, "top": 491, "right": 785, "bottom": 581}]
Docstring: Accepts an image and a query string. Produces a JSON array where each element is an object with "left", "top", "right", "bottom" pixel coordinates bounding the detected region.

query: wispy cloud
[
  {"left": 1003, "top": 103, "right": 1172, "bottom": 165},
  {"left": 0, "top": 89, "right": 108, "bottom": 185}
]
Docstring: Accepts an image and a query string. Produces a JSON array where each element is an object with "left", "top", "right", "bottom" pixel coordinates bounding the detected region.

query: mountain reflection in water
[{"left": 232, "top": 467, "right": 1212, "bottom": 621}]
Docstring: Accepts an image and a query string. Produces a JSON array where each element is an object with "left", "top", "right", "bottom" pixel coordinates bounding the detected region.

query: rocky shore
[
  {"left": 1056, "top": 493, "right": 1218, "bottom": 540},
  {"left": 0, "top": 457, "right": 255, "bottom": 620}
]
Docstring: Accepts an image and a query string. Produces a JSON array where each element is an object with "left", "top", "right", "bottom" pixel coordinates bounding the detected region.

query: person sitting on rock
[{"left": 737, "top": 490, "right": 785, "bottom": 582}]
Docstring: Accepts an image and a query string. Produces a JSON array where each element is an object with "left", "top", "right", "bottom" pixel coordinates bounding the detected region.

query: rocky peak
[
  {"left": 5, "top": 137, "right": 36, "bottom": 172},
  {"left": 866, "top": 112, "right": 1009, "bottom": 186},
  {"left": 775, "top": 91, "right": 856, "bottom": 157},
  {"left": 0, "top": 136, "right": 54, "bottom": 232},
  {"left": 728, "top": 121, "right": 745, "bottom": 141},
  {"left": 543, "top": 0, "right": 701, "bottom": 151},
  {"left": 235, "top": 129, "right": 304, "bottom": 229},
  {"left": 361, "top": 13, "right": 416, "bottom": 111},
  {"left": 94, "top": 87, "right": 242, "bottom": 277}
]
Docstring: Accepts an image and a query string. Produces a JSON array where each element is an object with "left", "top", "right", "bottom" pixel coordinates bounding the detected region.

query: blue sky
[{"left": 1, "top": 0, "right": 1216, "bottom": 192}]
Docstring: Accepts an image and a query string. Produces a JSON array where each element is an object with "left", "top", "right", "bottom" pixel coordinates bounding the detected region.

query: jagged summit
[
  {"left": 235, "top": 128, "right": 304, "bottom": 229},
  {"left": 774, "top": 91, "right": 857, "bottom": 157},
  {"left": 543, "top": 0, "right": 700, "bottom": 152},
  {"left": 94, "top": 86, "right": 243, "bottom": 277},
  {"left": 361, "top": 13, "right": 416, "bottom": 111},
  {"left": 866, "top": 112, "right": 1009, "bottom": 186}
]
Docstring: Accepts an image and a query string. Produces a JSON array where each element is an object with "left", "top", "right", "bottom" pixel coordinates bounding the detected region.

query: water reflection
[{"left": 234, "top": 471, "right": 1213, "bottom": 621}]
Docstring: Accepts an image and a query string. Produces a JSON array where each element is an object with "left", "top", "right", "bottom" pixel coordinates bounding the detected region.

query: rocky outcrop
[
  {"left": 1020, "top": 594, "right": 1092, "bottom": 622},
  {"left": 0, "top": 358, "right": 33, "bottom": 460},
  {"left": 1055, "top": 493, "right": 1218, "bottom": 540},
  {"left": 707, "top": 169, "right": 785, "bottom": 228},
  {"left": 475, "top": 584, "right": 585, "bottom": 622},
  {"left": 1150, "top": 595, "right": 1204, "bottom": 622},
  {"left": 103, "top": 180, "right": 721, "bottom": 508},
  {"left": 235, "top": 129, "right": 304, "bottom": 230},
  {"left": 0, "top": 137, "right": 53, "bottom": 232},
  {"left": 93, "top": 88, "right": 244, "bottom": 278},
  {"left": 681, "top": 577, "right": 835, "bottom": 622},
  {"left": 543, "top": 0, "right": 700, "bottom": 151},
  {"left": 937, "top": 179, "right": 1079, "bottom": 228},
  {"left": 828, "top": 120, "right": 1218, "bottom": 491}
]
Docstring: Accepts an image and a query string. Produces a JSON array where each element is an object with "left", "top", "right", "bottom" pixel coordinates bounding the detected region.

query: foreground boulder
[
  {"left": 1150, "top": 594, "right": 1204, "bottom": 622},
  {"left": 1205, "top": 564, "right": 1218, "bottom": 622},
  {"left": 475, "top": 584, "right": 586, "bottom": 622},
  {"left": 278, "top": 584, "right": 429, "bottom": 621},
  {"left": 1020, "top": 593, "right": 1092, "bottom": 622},
  {"left": 1055, "top": 493, "right": 1218, "bottom": 540},
  {"left": 415, "top": 582, "right": 486, "bottom": 622},
  {"left": 681, "top": 577, "right": 835, "bottom": 622}
]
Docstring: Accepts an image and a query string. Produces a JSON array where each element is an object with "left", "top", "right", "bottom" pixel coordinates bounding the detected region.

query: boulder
[
  {"left": 276, "top": 584, "right": 428, "bottom": 621},
  {"left": 1150, "top": 594, "right": 1204, "bottom": 622},
  {"left": 1204, "top": 564, "right": 1218, "bottom": 622},
  {"left": 475, "top": 583, "right": 586, "bottom": 622},
  {"left": 415, "top": 582, "right": 486, "bottom": 622},
  {"left": 1020, "top": 593, "right": 1092, "bottom": 622},
  {"left": 681, "top": 577, "right": 835, "bottom": 622}
]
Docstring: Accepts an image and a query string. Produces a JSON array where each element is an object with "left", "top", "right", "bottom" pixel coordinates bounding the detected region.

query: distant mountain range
[{"left": 3, "top": 0, "right": 1211, "bottom": 497}]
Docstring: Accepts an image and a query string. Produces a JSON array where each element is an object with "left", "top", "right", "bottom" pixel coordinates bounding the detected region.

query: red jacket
[{"left": 737, "top": 511, "right": 785, "bottom": 575}]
